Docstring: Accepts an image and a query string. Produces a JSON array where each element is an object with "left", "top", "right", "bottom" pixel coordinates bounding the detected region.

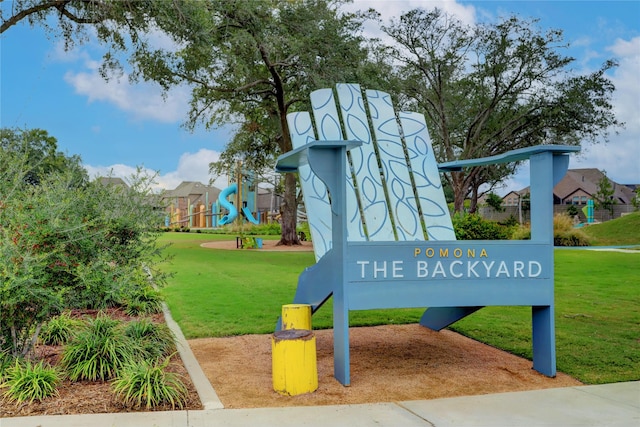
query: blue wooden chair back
[{"left": 287, "top": 83, "right": 454, "bottom": 262}]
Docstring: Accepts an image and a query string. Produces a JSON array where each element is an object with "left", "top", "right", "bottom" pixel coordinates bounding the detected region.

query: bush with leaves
[
  {"left": 453, "top": 214, "right": 510, "bottom": 240},
  {"left": 123, "top": 281, "right": 164, "bottom": 317},
  {"left": 553, "top": 214, "right": 591, "bottom": 246},
  {"left": 508, "top": 214, "right": 591, "bottom": 246},
  {"left": 1, "top": 144, "right": 169, "bottom": 358},
  {"left": 1, "top": 360, "right": 61, "bottom": 403},
  {"left": 0, "top": 351, "right": 12, "bottom": 381},
  {"left": 485, "top": 192, "right": 505, "bottom": 212},
  {"left": 566, "top": 204, "right": 580, "bottom": 217}
]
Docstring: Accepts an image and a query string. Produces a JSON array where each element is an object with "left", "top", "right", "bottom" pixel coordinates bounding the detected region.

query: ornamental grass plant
[
  {"left": 39, "top": 311, "right": 81, "bottom": 346},
  {"left": 60, "top": 314, "right": 137, "bottom": 381},
  {"left": 124, "top": 286, "right": 164, "bottom": 316},
  {"left": 112, "top": 357, "right": 188, "bottom": 409},
  {"left": 123, "top": 318, "right": 176, "bottom": 361},
  {"left": 1, "top": 360, "right": 61, "bottom": 403}
]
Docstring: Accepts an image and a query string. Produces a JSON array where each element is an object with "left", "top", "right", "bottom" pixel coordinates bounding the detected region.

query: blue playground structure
[{"left": 217, "top": 163, "right": 260, "bottom": 226}]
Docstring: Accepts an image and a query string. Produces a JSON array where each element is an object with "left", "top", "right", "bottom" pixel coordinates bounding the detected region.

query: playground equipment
[
  {"left": 276, "top": 83, "right": 580, "bottom": 385},
  {"left": 218, "top": 183, "right": 239, "bottom": 225},
  {"left": 583, "top": 199, "right": 595, "bottom": 224},
  {"left": 217, "top": 162, "right": 261, "bottom": 226}
]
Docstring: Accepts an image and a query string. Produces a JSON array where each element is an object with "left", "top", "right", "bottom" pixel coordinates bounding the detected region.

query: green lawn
[
  {"left": 160, "top": 232, "right": 639, "bottom": 385},
  {"left": 581, "top": 211, "right": 640, "bottom": 246}
]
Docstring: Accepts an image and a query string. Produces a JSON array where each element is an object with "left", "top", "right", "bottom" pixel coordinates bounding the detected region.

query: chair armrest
[
  {"left": 438, "top": 145, "right": 580, "bottom": 172},
  {"left": 276, "top": 140, "right": 362, "bottom": 173}
]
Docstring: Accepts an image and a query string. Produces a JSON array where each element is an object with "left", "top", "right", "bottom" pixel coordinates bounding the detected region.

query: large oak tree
[
  {"left": 381, "top": 9, "right": 621, "bottom": 212},
  {"left": 129, "top": 0, "right": 375, "bottom": 245}
]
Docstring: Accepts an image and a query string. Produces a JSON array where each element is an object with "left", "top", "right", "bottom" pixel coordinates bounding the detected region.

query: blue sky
[{"left": 1, "top": 0, "right": 639, "bottom": 193}]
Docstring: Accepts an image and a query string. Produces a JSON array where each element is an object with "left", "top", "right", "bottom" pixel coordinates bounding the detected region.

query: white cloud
[
  {"left": 607, "top": 37, "right": 640, "bottom": 133},
  {"left": 85, "top": 148, "right": 229, "bottom": 192},
  {"left": 64, "top": 60, "right": 190, "bottom": 123},
  {"left": 49, "top": 26, "right": 191, "bottom": 124},
  {"left": 349, "top": 0, "right": 477, "bottom": 44},
  {"left": 352, "top": 0, "right": 476, "bottom": 25},
  {"left": 156, "top": 149, "right": 229, "bottom": 190}
]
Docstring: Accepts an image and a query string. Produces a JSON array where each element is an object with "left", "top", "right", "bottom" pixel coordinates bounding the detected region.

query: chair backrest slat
[
  {"left": 310, "top": 88, "right": 366, "bottom": 245},
  {"left": 334, "top": 84, "right": 395, "bottom": 241},
  {"left": 399, "top": 112, "right": 456, "bottom": 240},
  {"left": 287, "top": 111, "right": 333, "bottom": 260},
  {"left": 365, "top": 88, "right": 426, "bottom": 241}
]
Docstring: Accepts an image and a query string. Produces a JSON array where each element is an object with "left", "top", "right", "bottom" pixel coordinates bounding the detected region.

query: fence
[{"left": 479, "top": 204, "right": 636, "bottom": 223}]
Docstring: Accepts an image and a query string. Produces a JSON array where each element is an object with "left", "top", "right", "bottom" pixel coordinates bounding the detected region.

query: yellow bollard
[
  {"left": 281, "top": 304, "right": 312, "bottom": 330},
  {"left": 271, "top": 329, "right": 318, "bottom": 396}
]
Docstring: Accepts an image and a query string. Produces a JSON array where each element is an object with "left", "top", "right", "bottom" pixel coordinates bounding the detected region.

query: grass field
[
  {"left": 160, "top": 220, "right": 639, "bottom": 385},
  {"left": 581, "top": 211, "right": 640, "bottom": 246}
]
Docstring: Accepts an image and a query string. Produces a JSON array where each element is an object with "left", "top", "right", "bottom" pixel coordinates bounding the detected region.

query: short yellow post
[
  {"left": 281, "top": 304, "right": 312, "bottom": 330},
  {"left": 271, "top": 329, "right": 318, "bottom": 396}
]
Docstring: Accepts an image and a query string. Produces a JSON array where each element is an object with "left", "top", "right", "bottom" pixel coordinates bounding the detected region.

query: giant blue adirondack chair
[{"left": 276, "top": 83, "right": 579, "bottom": 386}]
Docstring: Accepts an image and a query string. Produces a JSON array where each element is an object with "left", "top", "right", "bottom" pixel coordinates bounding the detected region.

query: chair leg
[
  {"left": 333, "top": 296, "right": 350, "bottom": 386},
  {"left": 532, "top": 305, "right": 557, "bottom": 377}
]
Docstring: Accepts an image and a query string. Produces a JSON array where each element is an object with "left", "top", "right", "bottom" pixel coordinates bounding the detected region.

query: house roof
[
  {"left": 554, "top": 170, "right": 600, "bottom": 199},
  {"left": 163, "top": 181, "right": 221, "bottom": 200},
  {"left": 514, "top": 168, "right": 635, "bottom": 204},
  {"left": 97, "top": 177, "right": 128, "bottom": 188}
]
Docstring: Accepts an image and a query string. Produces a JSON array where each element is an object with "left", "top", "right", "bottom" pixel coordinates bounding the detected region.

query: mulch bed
[{"left": 0, "top": 308, "right": 202, "bottom": 418}]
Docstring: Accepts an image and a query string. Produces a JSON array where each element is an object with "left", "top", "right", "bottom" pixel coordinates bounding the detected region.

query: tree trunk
[
  {"left": 278, "top": 172, "right": 300, "bottom": 246},
  {"left": 452, "top": 172, "right": 467, "bottom": 213},
  {"left": 469, "top": 186, "right": 478, "bottom": 214}
]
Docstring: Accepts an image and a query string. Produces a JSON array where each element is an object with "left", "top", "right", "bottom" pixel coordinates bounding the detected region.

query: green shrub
[
  {"left": 552, "top": 213, "right": 589, "bottom": 246},
  {"left": 510, "top": 225, "right": 532, "bottom": 240},
  {"left": 554, "top": 231, "right": 590, "bottom": 246},
  {"left": 0, "top": 350, "right": 13, "bottom": 381},
  {"left": 507, "top": 214, "right": 591, "bottom": 246},
  {"left": 1, "top": 360, "right": 60, "bottom": 403},
  {"left": 297, "top": 222, "right": 311, "bottom": 241},
  {"left": 40, "top": 312, "right": 81, "bottom": 346},
  {"left": 60, "top": 314, "right": 137, "bottom": 381},
  {"left": 252, "top": 222, "right": 281, "bottom": 235},
  {"left": 123, "top": 319, "right": 175, "bottom": 361},
  {"left": 452, "top": 214, "right": 509, "bottom": 240},
  {"left": 566, "top": 204, "right": 580, "bottom": 217},
  {"left": 498, "top": 215, "right": 519, "bottom": 227},
  {"left": 112, "top": 357, "right": 188, "bottom": 409}
]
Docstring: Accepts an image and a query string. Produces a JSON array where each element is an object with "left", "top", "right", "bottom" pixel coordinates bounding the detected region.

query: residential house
[
  {"left": 553, "top": 169, "right": 634, "bottom": 206},
  {"left": 501, "top": 190, "right": 524, "bottom": 207},
  {"left": 497, "top": 168, "right": 637, "bottom": 221}
]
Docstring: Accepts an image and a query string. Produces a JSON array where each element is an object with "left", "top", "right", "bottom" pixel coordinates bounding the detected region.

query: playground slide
[
  {"left": 218, "top": 183, "right": 238, "bottom": 225},
  {"left": 218, "top": 183, "right": 260, "bottom": 225},
  {"left": 242, "top": 207, "right": 260, "bottom": 224}
]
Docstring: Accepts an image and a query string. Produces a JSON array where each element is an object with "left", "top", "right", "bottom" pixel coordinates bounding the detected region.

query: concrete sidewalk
[{"left": 2, "top": 381, "right": 638, "bottom": 427}]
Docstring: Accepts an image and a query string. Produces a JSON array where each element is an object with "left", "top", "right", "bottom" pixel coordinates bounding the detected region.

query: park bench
[{"left": 275, "top": 83, "right": 580, "bottom": 386}]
